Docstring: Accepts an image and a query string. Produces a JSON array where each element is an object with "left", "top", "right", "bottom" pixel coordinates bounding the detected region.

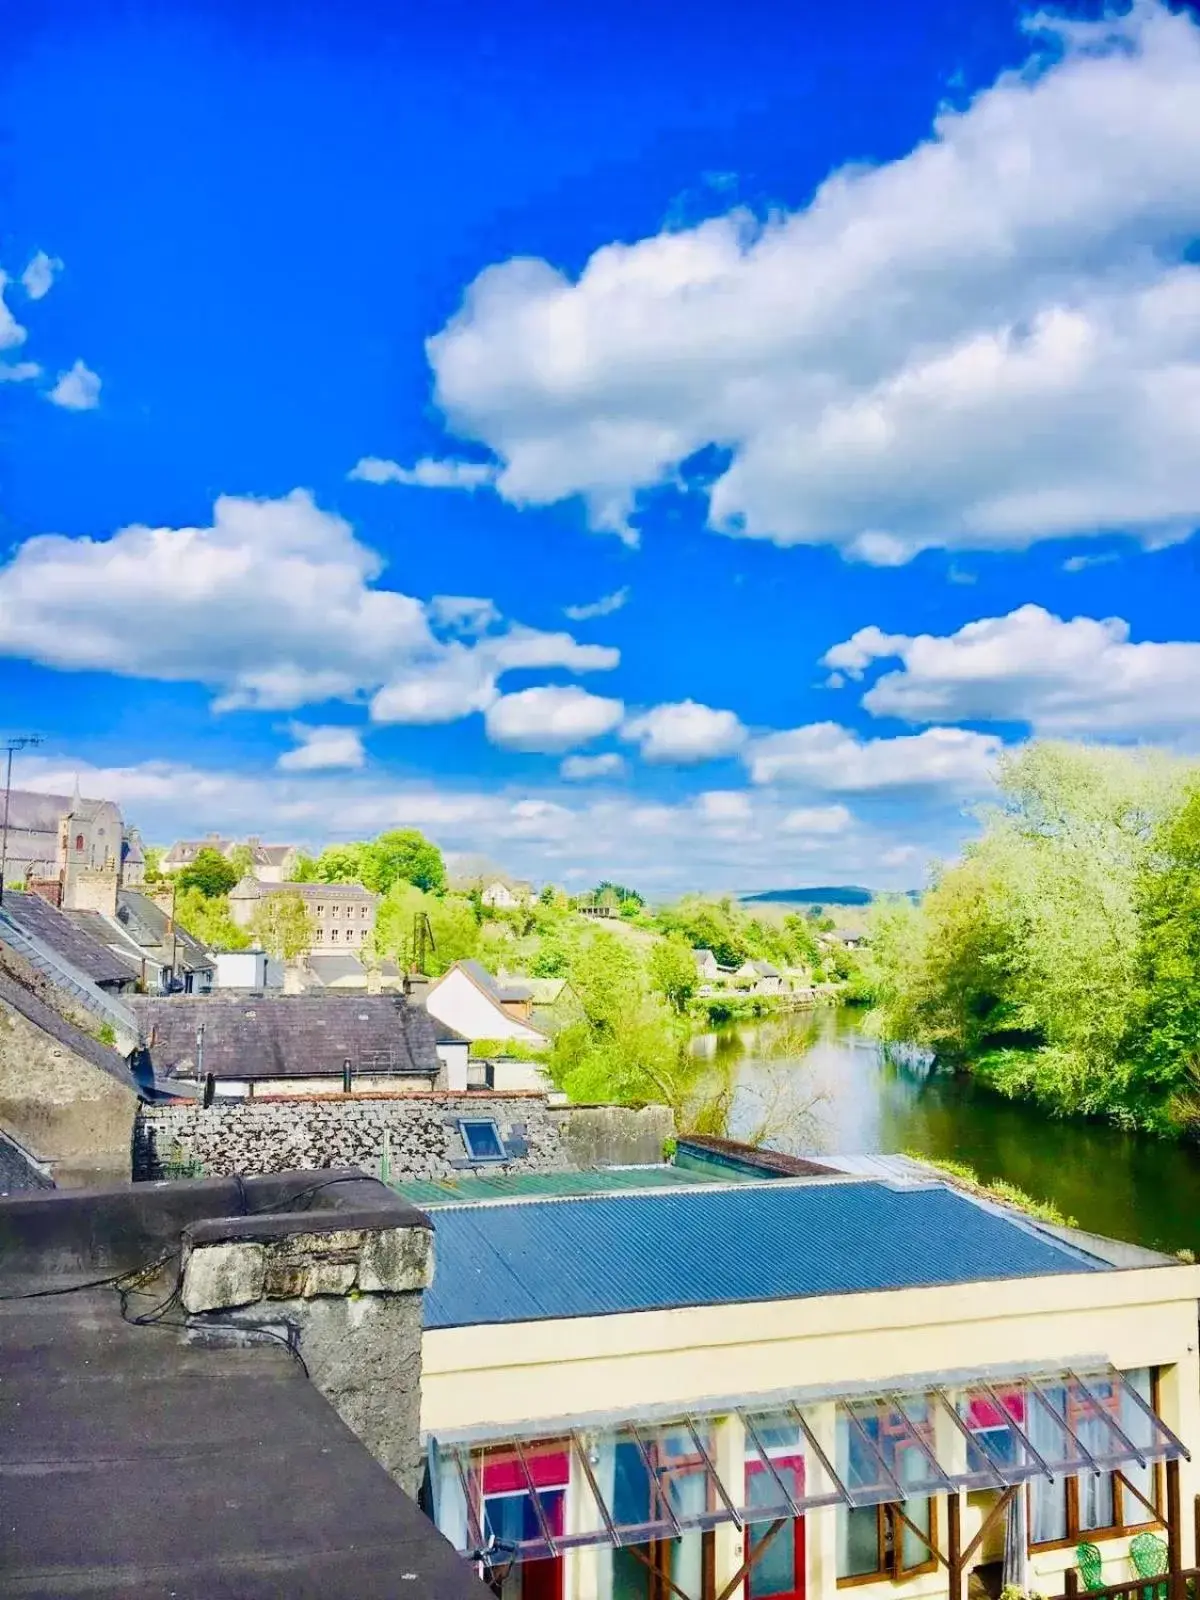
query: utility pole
[{"left": 0, "top": 735, "right": 43, "bottom": 908}]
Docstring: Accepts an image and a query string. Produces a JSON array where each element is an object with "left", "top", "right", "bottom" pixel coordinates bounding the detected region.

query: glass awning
[{"left": 428, "top": 1366, "right": 1188, "bottom": 1563}]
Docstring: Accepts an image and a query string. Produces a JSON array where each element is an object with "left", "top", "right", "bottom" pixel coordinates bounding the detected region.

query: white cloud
[
  {"left": 623, "top": 700, "right": 746, "bottom": 763},
  {"left": 0, "top": 271, "right": 28, "bottom": 351},
  {"left": 828, "top": 604, "right": 1200, "bottom": 738},
  {"left": 695, "top": 790, "right": 754, "bottom": 824},
  {"left": 425, "top": 3, "right": 1200, "bottom": 559},
  {"left": 485, "top": 685, "right": 625, "bottom": 752},
  {"left": 564, "top": 586, "right": 630, "bottom": 621},
  {"left": 277, "top": 723, "right": 366, "bottom": 771},
  {"left": 48, "top": 359, "right": 101, "bottom": 410},
  {"left": 348, "top": 455, "right": 496, "bottom": 489},
  {"left": 780, "top": 804, "right": 854, "bottom": 835},
  {"left": 17, "top": 751, "right": 940, "bottom": 896},
  {"left": 560, "top": 751, "right": 626, "bottom": 781},
  {"left": 21, "top": 251, "right": 62, "bottom": 301},
  {"left": 429, "top": 595, "right": 502, "bottom": 633},
  {"left": 1062, "top": 551, "right": 1119, "bottom": 573},
  {"left": 0, "top": 489, "right": 620, "bottom": 721},
  {"left": 0, "top": 361, "right": 40, "bottom": 383},
  {"left": 745, "top": 722, "right": 1002, "bottom": 792}
]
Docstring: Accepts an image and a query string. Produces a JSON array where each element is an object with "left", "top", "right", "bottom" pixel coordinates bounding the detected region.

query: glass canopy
[{"left": 430, "top": 1367, "right": 1187, "bottom": 1562}]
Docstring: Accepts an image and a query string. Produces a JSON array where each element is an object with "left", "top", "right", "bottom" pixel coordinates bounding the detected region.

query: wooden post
[
  {"left": 1065, "top": 1567, "right": 1080, "bottom": 1599},
  {"left": 948, "top": 1492, "right": 963, "bottom": 1600},
  {"left": 1166, "top": 1458, "right": 1183, "bottom": 1600},
  {"left": 1192, "top": 1491, "right": 1200, "bottom": 1579}
]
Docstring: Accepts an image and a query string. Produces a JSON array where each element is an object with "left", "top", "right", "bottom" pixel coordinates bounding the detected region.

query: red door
[{"left": 744, "top": 1456, "right": 805, "bottom": 1600}]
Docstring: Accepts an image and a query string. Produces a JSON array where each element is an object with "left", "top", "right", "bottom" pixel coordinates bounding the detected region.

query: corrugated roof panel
[
  {"left": 423, "top": 1181, "right": 1104, "bottom": 1329},
  {"left": 395, "top": 1166, "right": 735, "bottom": 1207}
]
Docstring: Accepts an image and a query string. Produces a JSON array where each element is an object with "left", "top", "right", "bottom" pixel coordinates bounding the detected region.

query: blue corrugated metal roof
[{"left": 423, "top": 1181, "right": 1103, "bottom": 1329}]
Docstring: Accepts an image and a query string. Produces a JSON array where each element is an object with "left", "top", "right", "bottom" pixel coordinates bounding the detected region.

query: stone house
[
  {"left": 132, "top": 992, "right": 443, "bottom": 1097},
  {"left": 2, "top": 891, "right": 140, "bottom": 995},
  {"left": 162, "top": 834, "right": 298, "bottom": 883},
  {"left": 0, "top": 786, "right": 145, "bottom": 912},
  {"left": 734, "top": 957, "right": 783, "bottom": 994},
  {"left": 0, "top": 966, "right": 139, "bottom": 1186},
  {"left": 480, "top": 876, "right": 534, "bottom": 910},
  {"left": 112, "top": 889, "right": 215, "bottom": 993},
  {"left": 228, "top": 877, "right": 377, "bottom": 951}
]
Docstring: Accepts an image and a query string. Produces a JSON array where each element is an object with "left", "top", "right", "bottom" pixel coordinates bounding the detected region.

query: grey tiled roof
[
  {"left": 3, "top": 790, "right": 111, "bottom": 832},
  {"left": 3, "top": 893, "right": 136, "bottom": 988},
  {"left": 133, "top": 994, "right": 441, "bottom": 1079},
  {"left": 0, "top": 968, "right": 137, "bottom": 1092},
  {"left": 115, "top": 892, "right": 214, "bottom": 972}
]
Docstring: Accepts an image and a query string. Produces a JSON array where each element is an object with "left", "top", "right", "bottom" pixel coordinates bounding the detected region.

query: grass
[{"left": 904, "top": 1152, "right": 1077, "bottom": 1228}]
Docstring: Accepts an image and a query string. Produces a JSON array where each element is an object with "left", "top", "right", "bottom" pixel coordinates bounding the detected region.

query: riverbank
[{"left": 694, "top": 1007, "right": 1200, "bottom": 1257}]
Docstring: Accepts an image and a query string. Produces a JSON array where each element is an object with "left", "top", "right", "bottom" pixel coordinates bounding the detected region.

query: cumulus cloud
[
  {"left": 21, "top": 251, "right": 62, "bottom": 301},
  {"left": 695, "top": 790, "right": 754, "bottom": 824},
  {"left": 0, "top": 272, "right": 28, "bottom": 352},
  {"left": 277, "top": 723, "right": 366, "bottom": 772},
  {"left": 780, "top": 804, "right": 854, "bottom": 835},
  {"left": 48, "top": 359, "right": 101, "bottom": 410},
  {"left": 19, "top": 751, "right": 931, "bottom": 895},
  {"left": 0, "top": 489, "right": 620, "bottom": 719},
  {"left": 0, "top": 361, "right": 40, "bottom": 384},
  {"left": 348, "top": 455, "right": 496, "bottom": 490},
  {"left": 560, "top": 751, "right": 626, "bottom": 781},
  {"left": 564, "top": 587, "right": 630, "bottom": 621},
  {"left": 827, "top": 604, "right": 1200, "bottom": 739},
  {"left": 425, "top": 3, "right": 1200, "bottom": 559},
  {"left": 429, "top": 595, "right": 502, "bottom": 634},
  {"left": 623, "top": 700, "right": 746, "bottom": 764},
  {"left": 485, "top": 685, "right": 625, "bottom": 752},
  {"left": 745, "top": 722, "right": 1002, "bottom": 792}
]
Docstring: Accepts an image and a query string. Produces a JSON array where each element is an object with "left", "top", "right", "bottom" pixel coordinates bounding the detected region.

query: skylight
[{"left": 459, "top": 1118, "right": 507, "bottom": 1163}]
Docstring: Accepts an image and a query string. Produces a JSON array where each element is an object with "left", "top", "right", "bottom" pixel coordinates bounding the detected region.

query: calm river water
[{"left": 692, "top": 1007, "right": 1200, "bottom": 1257}]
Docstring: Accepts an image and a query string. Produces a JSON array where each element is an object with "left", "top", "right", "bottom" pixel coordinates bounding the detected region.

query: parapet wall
[
  {"left": 135, "top": 1092, "right": 574, "bottom": 1181},
  {"left": 135, "top": 1093, "right": 675, "bottom": 1181}
]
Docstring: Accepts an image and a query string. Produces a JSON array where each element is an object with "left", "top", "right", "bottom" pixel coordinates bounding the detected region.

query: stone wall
[
  {"left": 554, "top": 1103, "right": 675, "bottom": 1167},
  {"left": 135, "top": 1092, "right": 576, "bottom": 1181}
]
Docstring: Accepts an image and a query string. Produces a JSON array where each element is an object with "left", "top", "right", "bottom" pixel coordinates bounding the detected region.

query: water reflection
[{"left": 691, "top": 1007, "right": 1200, "bottom": 1256}]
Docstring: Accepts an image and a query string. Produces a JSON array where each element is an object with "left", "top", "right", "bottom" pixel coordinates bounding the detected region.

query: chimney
[
  {"left": 283, "top": 964, "right": 306, "bottom": 995},
  {"left": 366, "top": 965, "right": 383, "bottom": 995}
]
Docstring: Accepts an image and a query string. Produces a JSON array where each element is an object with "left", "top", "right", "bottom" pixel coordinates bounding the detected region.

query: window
[
  {"left": 331, "top": 903, "right": 339, "bottom": 918},
  {"left": 1029, "top": 1370, "right": 1160, "bottom": 1546},
  {"left": 459, "top": 1118, "right": 508, "bottom": 1162},
  {"left": 316, "top": 904, "right": 325, "bottom": 916},
  {"left": 314, "top": 927, "right": 324, "bottom": 943},
  {"left": 74, "top": 833, "right": 85, "bottom": 852},
  {"left": 330, "top": 928, "right": 339, "bottom": 943},
  {"left": 836, "top": 1400, "right": 938, "bottom": 1585},
  {"left": 361, "top": 904, "right": 369, "bottom": 918}
]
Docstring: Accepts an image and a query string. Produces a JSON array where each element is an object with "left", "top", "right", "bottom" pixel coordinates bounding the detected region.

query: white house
[
  {"left": 424, "top": 960, "right": 550, "bottom": 1049},
  {"left": 480, "top": 878, "right": 534, "bottom": 911}
]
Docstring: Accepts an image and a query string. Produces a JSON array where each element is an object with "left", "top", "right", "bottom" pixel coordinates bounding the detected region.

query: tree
[
  {"left": 249, "top": 891, "right": 316, "bottom": 961},
  {"left": 142, "top": 846, "right": 165, "bottom": 884},
  {"left": 172, "top": 887, "right": 250, "bottom": 951},
  {"left": 226, "top": 843, "right": 255, "bottom": 881},
  {"left": 648, "top": 935, "right": 697, "bottom": 1013},
  {"left": 175, "top": 847, "right": 239, "bottom": 899},
  {"left": 288, "top": 852, "right": 321, "bottom": 882},
  {"left": 369, "top": 882, "right": 479, "bottom": 975},
  {"left": 315, "top": 843, "right": 366, "bottom": 883},
  {"left": 360, "top": 830, "right": 446, "bottom": 894},
  {"left": 1135, "top": 783, "right": 1200, "bottom": 1109},
  {"left": 567, "top": 931, "right": 645, "bottom": 1033}
]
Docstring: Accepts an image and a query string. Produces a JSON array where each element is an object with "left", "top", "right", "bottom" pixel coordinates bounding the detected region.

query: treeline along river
[{"left": 692, "top": 1006, "right": 1200, "bottom": 1258}]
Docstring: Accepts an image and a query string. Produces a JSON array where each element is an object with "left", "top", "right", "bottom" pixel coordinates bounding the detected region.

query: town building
[
  {"left": 424, "top": 960, "right": 551, "bottom": 1061},
  {"left": 301, "top": 951, "right": 404, "bottom": 991},
  {"left": 0, "top": 785, "right": 146, "bottom": 909},
  {"left": 161, "top": 833, "right": 299, "bottom": 882},
  {"left": 0, "top": 890, "right": 140, "bottom": 995},
  {"left": 111, "top": 888, "right": 215, "bottom": 992},
  {"left": 227, "top": 876, "right": 377, "bottom": 949},
  {"left": 734, "top": 957, "right": 784, "bottom": 994},
  {"left": 132, "top": 992, "right": 443, "bottom": 1097},
  {"left": 418, "top": 1152, "right": 1200, "bottom": 1600},
  {"left": 480, "top": 876, "right": 534, "bottom": 910}
]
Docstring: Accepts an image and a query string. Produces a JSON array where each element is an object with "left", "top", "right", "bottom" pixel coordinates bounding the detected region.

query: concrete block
[
  {"left": 357, "top": 1226, "right": 434, "bottom": 1293},
  {"left": 182, "top": 1241, "right": 268, "bottom": 1313}
]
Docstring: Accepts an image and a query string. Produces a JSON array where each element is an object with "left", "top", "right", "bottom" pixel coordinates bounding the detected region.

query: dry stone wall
[{"left": 134, "top": 1093, "right": 574, "bottom": 1181}]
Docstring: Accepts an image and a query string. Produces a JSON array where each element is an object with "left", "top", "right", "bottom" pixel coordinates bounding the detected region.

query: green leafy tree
[
  {"left": 173, "top": 887, "right": 250, "bottom": 951},
  {"left": 226, "top": 843, "right": 256, "bottom": 881},
  {"left": 315, "top": 842, "right": 366, "bottom": 883},
  {"left": 648, "top": 935, "right": 698, "bottom": 1013},
  {"left": 249, "top": 891, "right": 316, "bottom": 961},
  {"left": 175, "top": 847, "right": 239, "bottom": 899},
  {"left": 1135, "top": 783, "right": 1200, "bottom": 1109},
  {"left": 659, "top": 896, "right": 748, "bottom": 968},
  {"left": 369, "top": 882, "right": 479, "bottom": 975},
  {"left": 360, "top": 830, "right": 446, "bottom": 894},
  {"left": 288, "top": 852, "right": 321, "bottom": 882},
  {"left": 142, "top": 846, "right": 165, "bottom": 884}
]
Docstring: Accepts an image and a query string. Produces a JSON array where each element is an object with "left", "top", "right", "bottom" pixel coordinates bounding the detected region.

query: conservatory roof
[{"left": 431, "top": 1364, "right": 1186, "bottom": 1563}]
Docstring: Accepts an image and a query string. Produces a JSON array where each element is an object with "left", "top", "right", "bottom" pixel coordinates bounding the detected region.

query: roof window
[{"left": 459, "top": 1118, "right": 507, "bottom": 1163}]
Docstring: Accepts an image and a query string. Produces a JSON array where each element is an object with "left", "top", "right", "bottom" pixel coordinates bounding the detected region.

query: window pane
[
  {"left": 1118, "top": 1370, "right": 1157, "bottom": 1519},
  {"left": 749, "top": 1519, "right": 799, "bottom": 1597},
  {"left": 460, "top": 1119, "right": 506, "bottom": 1160},
  {"left": 838, "top": 1505, "right": 881, "bottom": 1577},
  {"left": 1079, "top": 1471, "right": 1115, "bottom": 1532},
  {"left": 898, "top": 1498, "right": 933, "bottom": 1571}
]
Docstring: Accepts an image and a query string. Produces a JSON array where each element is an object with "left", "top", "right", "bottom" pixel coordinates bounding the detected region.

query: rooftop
[
  {"left": 422, "top": 1178, "right": 1106, "bottom": 1329},
  {"left": 0, "top": 1174, "right": 481, "bottom": 1599},
  {"left": 133, "top": 992, "right": 442, "bottom": 1079},
  {"left": 394, "top": 1164, "right": 736, "bottom": 1208},
  {"left": 2, "top": 891, "right": 136, "bottom": 989}
]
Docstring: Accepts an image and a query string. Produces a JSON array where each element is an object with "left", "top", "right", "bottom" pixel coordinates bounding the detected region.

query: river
[{"left": 691, "top": 1007, "right": 1200, "bottom": 1257}]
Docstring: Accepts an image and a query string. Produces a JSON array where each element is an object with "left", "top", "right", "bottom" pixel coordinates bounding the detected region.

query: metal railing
[{"left": 1058, "top": 1568, "right": 1198, "bottom": 1600}]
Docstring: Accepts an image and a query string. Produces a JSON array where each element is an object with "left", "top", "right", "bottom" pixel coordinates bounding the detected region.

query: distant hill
[{"left": 740, "top": 885, "right": 874, "bottom": 907}]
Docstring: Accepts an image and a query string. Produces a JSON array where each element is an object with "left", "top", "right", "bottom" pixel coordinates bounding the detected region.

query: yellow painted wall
[{"left": 422, "top": 1262, "right": 1200, "bottom": 1598}]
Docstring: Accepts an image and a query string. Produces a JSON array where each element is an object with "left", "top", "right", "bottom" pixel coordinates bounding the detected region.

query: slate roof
[
  {"left": 3, "top": 789, "right": 112, "bottom": 833},
  {"left": 114, "top": 891, "right": 214, "bottom": 971},
  {"left": 2, "top": 892, "right": 137, "bottom": 988},
  {"left": 133, "top": 993, "right": 442, "bottom": 1079},
  {"left": 305, "top": 953, "right": 401, "bottom": 986},
  {"left": 422, "top": 1181, "right": 1104, "bottom": 1329},
  {"left": 0, "top": 968, "right": 137, "bottom": 1092},
  {"left": 231, "top": 878, "right": 376, "bottom": 904},
  {"left": 65, "top": 910, "right": 146, "bottom": 975}
]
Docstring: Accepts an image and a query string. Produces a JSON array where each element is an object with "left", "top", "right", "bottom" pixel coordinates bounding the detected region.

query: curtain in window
[
  {"left": 1119, "top": 1369, "right": 1156, "bottom": 1519},
  {"left": 1028, "top": 1385, "right": 1067, "bottom": 1544}
]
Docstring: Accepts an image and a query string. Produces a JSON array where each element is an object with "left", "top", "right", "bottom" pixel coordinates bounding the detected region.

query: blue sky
[{"left": 2, "top": 0, "right": 1199, "bottom": 894}]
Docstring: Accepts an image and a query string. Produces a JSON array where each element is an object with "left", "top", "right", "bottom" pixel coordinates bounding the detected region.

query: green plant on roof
[{"left": 904, "top": 1152, "right": 1076, "bottom": 1228}]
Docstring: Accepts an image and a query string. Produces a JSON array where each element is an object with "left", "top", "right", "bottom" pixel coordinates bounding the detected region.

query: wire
[{"left": 0, "top": 1249, "right": 179, "bottom": 1303}]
